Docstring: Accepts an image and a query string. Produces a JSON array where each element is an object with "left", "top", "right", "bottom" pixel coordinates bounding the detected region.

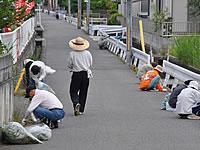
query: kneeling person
[
  {"left": 22, "top": 86, "right": 65, "bottom": 129},
  {"left": 139, "top": 65, "right": 167, "bottom": 92}
]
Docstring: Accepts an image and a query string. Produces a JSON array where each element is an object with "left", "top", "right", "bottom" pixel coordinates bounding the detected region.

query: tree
[
  {"left": 0, "top": 0, "right": 16, "bottom": 29},
  {"left": 152, "top": 8, "right": 168, "bottom": 32},
  {"left": 188, "top": 0, "right": 200, "bottom": 17}
]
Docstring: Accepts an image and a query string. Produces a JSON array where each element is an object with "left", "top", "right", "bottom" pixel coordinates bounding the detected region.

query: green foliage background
[
  {"left": 55, "top": 0, "right": 121, "bottom": 25},
  {"left": 188, "top": 0, "right": 200, "bottom": 17},
  {"left": 170, "top": 36, "right": 200, "bottom": 69},
  {"left": 0, "top": 0, "right": 15, "bottom": 29}
]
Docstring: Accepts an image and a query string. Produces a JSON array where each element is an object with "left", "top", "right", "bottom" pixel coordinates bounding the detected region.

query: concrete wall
[{"left": 0, "top": 33, "right": 36, "bottom": 144}]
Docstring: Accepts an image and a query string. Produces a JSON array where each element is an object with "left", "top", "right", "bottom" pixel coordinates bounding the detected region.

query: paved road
[{"left": 1, "top": 14, "right": 200, "bottom": 150}]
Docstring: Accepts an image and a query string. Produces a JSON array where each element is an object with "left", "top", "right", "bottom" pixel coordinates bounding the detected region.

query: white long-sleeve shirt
[
  {"left": 67, "top": 50, "right": 93, "bottom": 77},
  {"left": 29, "top": 61, "right": 56, "bottom": 83},
  {"left": 24, "top": 89, "right": 63, "bottom": 119},
  {"left": 176, "top": 87, "right": 200, "bottom": 114}
]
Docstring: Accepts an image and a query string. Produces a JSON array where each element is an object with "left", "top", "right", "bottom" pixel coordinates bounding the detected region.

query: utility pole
[
  {"left": 126, "top": 0, "right": 133, "bottom": 64},
  {"left": 77, "top": 0, "right": 82, "bottom": 29},
  {"left": 55, "top": 0, "right": 58, "bottom": 10},
  {"left": 48, "top": 0, "right": 52, "bottom": 11},
  {"left": 126, "top": 0, "right": 143, "bottom": 64},
  {"left": 68, "top": 0, "right": 71, "bottom": 16},
  {"left": 86, "top": 0, "right": 90, "bottom": 34}
]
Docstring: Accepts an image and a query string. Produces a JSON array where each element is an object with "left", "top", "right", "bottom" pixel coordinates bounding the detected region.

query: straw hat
[
  {"left": 69, "top": 37, "right": 89, "bottom": 51},
  {"left": 188, "top": 81, "right": 199, "bottom": 90},
  {"left": 154, "top": 65, "right": 163, "bottom": 73}
]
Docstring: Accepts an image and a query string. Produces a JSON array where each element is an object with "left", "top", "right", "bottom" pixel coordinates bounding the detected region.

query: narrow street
[{"left": 1, "top": 13, "right": 200, "bottom": 150}]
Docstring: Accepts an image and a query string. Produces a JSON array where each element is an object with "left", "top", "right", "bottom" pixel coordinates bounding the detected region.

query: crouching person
[
  {"left": 176, "top": 81, "right": 200, "bottom": 119},
  {"left": 139, "top": 65, "right": 167, "bottom": 92},
  {"left": 22, "top": 86, "right": 65, "bottom": 129}
]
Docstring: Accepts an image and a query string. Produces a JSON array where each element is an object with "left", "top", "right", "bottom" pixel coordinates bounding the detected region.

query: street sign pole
[
  {"left": 86, "top": 0, "right": 90, "bottom": 34},
  {"left": 68, "top": 0, "right": 71, "bottom": 16},
  {"left": 77, "top": 0, "right": 82, "bottom": 29},
  {"left": 126, "top": 0, "right": 132, "bottom": 64}
]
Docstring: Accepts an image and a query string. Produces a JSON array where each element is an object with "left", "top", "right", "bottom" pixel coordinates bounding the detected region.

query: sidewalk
[{"left": 1, "top": 14, "right": 200, "bottom": 150}]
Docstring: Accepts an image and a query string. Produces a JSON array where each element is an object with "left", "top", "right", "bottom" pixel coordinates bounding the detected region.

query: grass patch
[{"left": 170, "top": 36, "right": 200, "bottom": 69}]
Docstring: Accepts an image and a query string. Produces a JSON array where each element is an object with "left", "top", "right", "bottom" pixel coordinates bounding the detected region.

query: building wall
[
  {"left": 172, "top": 0, "right": 187, "bottom": 22},
  {"left": 119, "top": 0, "right": 188, "bottom": 22},
  {"left": 132, "top": 2, "right": 140, "bottom": 17},
  {"left": 149, "top": 0, "right": 156, "bottom": 19},
  {"left": 162, "top": 0, "right": 172, "bottom": 17}
]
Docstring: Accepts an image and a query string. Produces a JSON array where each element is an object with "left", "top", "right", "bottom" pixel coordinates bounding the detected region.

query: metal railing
[
  {"left": 98, "top": 28, "right": 151, "bottom": 65},
  {"left": 0, "top": 17, "right": 35, "bottom": 63},
  {"left": 162, "top": 21, "right": 200, "bottom": 37},
  {"left": 90, "top": 18, "right": 107, "bottom": 25}
]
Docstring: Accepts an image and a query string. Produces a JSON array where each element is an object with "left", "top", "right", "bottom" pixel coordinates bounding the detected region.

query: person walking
[{"left": 67, "top": 37, "right": 93, "bottom": 116}]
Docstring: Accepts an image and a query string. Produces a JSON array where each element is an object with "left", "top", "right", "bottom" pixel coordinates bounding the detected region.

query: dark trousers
[
  {"left": 192, "top": 104, "right": 200, "bottom": 116},
  {"left": 70, "top": 71, "right": 89, "bottom": 112}
]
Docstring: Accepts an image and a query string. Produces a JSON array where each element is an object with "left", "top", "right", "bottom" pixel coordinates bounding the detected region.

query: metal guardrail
[
  {"left": 163, "top": 60, "right": 200, "bottom": 90},
  {"left": 99, "top": 28, "right": 151, "bottom": 65},
  {"left": 131, "top": 47, "right": 151, "bottom": 69},
  {"left": 0, "top": 17, "right": 35, "bottom": 63},
  {"left": 90, "top": 18, "right": 107, "bottom": 25},
  {"left": 106, "top": 36, "right": 127, "bottom": 61}
]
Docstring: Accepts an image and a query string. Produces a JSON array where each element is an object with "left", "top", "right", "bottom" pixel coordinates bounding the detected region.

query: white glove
[
  {"left": 21, "top": 118, "right": 27, "bottom": 126},
  {"left": 87, "top": 69, "right": 93, "bottom": 78},
  {"left": 31, "top": 113, "right": 37, "bottom": 122},
  {"left": 162, "top": 88, "right": 168, "bottom": 92}
]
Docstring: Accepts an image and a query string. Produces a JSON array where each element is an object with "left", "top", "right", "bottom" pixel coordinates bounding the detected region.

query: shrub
[
  {"left": 108, "top": 12, "right": 122, "bottom": 25},
  {"left": 170, "top": 36, "right": 200, "bottom": 69}
]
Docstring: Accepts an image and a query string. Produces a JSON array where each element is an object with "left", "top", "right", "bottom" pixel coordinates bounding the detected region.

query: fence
[
  {"left": 0, "top": 54, "right": 13, "bottom": 126},
  {"left": 0, "top": 17, "right": 35, "bottom": 63},
  {"left": 0, "top": 17, "right": 35, "bottom": 127},
  {"left": 162, "top": 21, "right": 200, "bottom": 37}
]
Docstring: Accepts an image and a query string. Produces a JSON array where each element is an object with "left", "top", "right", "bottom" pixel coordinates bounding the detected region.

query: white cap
[
  {"left": 188, "top": 81, "right": 199, "bottom": 90},
  {"left": 24, "top": 59, "right": 34, "bottom": 65}
]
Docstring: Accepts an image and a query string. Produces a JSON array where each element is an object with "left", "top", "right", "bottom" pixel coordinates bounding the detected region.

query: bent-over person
[{"left": 22, "top": 86, "right": 65, "bottom": 129}]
